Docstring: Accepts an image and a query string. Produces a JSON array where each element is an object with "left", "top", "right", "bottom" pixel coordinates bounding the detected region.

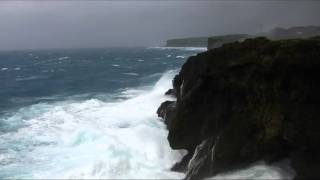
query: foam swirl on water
[{"left": 0, "top": 71, "right": 185, "bottom": 179}]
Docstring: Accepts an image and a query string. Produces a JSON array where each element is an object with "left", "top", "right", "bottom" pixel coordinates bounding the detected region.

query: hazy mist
[{"left": 0, "top": 1, "right": 319, "bottom": 50}]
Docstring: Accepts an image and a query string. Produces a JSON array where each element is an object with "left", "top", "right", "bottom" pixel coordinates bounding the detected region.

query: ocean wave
[
  {"left": 58, "top": 56, "right": 70, "bottom": 60},
  {"left": 15, "top": 76, "right": 45, "bottom": 81},
  {"left": 176, "top": 55, "right": 186, "bottom": 59},
  {"left": 123, "top": 72, "right": 139, "bottom": 76},
  {"left": 207, "top": 160, "right": 295, "bottom": 180},
  {"left": 0, "top": 71, "right": 185, "bottom": 179}
]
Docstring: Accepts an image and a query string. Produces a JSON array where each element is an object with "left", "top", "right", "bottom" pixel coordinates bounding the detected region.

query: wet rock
[
  {"left": 158, "top": 37, "right": 320, "bottom": 179},
  {"left": 164, "top": 89, "right": 175, "bottom": 97}
]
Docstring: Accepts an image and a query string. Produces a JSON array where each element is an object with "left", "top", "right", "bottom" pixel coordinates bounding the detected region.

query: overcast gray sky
[{"left": 0, "top": 1, "right": 319, "bottom": 50}]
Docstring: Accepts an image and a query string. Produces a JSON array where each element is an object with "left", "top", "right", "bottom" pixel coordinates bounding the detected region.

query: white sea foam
[
  {"left": 14, "top": 67, "right": 21, "bottom": 71},
  {"left": 0, "top": 71, "right": 185, "bottom": 179},
  {"left": 176, "top": 55, "right": 186, "bottom": 59},
  {"left": 112, "top": 64, "right": 120, "bottom": 67},
  {"left": 149, "top": 46, "right": 207, "bottom": 51},
  {"left": 137, "top": 59, "right": 144, "bottom": 62},
  {"left": 15, "top": 76, "right": 44, "bottom": 81},
  {"left": 58, "top": 56, "right": 70, "bottom": 60},
  {"left": 207, "top": 160, "right": 295, "bottom": 180},
  {"left": 1, "top": 67, "right": 8, "bottom": 71},
  {"left": 123, "top": 72, "right": 139, "bottom": 76}
]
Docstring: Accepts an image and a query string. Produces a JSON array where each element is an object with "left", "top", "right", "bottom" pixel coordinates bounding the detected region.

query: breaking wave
[{"left": 0, "top": 71, "right": 185, "bottom": 179}]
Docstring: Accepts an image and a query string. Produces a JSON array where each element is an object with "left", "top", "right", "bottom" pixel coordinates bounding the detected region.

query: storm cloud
[{"left": 0, "top": 1, "right": 319, "bottom": 50}]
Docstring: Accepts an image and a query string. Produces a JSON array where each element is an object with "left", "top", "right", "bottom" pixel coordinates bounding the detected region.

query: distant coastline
[{"left": 165, "top": 25, "right": 320, "bottom": 50}]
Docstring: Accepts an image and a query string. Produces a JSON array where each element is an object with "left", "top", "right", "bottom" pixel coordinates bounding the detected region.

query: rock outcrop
[{"left": 157, "top": 37, "right": 320, "bottom": 179}]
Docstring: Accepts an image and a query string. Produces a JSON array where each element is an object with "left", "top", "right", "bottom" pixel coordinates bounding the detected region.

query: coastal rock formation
[
  {"left": 165, "top": 26, "right": 320, "bottom": 50},
  {"left": 157, "top": 37, "right": 320, "bottom": 179}
]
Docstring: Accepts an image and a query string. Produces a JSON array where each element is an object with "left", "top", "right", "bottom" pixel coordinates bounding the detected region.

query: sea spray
[{"left": 0, "top": 71, "right": 185, "bottom": 179}]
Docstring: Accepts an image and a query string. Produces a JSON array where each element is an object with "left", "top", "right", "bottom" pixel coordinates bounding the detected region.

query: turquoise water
[
  {"left": 0, "top": 47, "right": 294, "bottom": 179},
  {"left": 0, "top": 47, "right": 204, "bottom": 178}
]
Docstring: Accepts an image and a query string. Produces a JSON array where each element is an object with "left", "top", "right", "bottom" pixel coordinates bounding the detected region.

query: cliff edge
[{"left": 158, "top": 37, "right": 320, "bottom": 179}]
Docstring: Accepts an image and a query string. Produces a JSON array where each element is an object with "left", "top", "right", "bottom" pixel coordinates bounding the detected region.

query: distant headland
[{"left": 165, "top": 25, "right": 320, "bottom": 50}]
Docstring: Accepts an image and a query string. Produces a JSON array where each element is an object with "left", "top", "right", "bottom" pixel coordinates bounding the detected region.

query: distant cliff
[
  {"left": 165, "top": 26, "right": 320, "bottom": 50},
  {"left": 165, "top": 37, "right": 208, "bottom": 47},
  {"left": 258, "top": 25, "right": 320, "bottom": 40},
  {"left": 158, "top": 37, "right": 320, "bottom": 179},
  {"left": 207, "top": 26, "right": 320, "bottom": 50},
  {"left": 165, "top": 35, "right": 248, "bottom": 48}
]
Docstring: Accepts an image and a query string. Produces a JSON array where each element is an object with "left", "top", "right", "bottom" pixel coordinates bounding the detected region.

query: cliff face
[{"left": 158, "top": 37, "right": 320, "bottom": 179}]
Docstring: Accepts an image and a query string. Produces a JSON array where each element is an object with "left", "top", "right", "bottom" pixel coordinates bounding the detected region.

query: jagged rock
[
  {"left": 158, "top": 37, "right": 320, "bottom": 179},
  {"left": 157, "top": 101, "right": 176, "bottom": 128},
  {"left": 164, "top": 89, "right": 175, "bottom": 96},
  {"left": 171, "top": 149, "right": 195, "bottom": 172},
  {"left": 185, "top": 138, "right": 215, "bottom": 180}
]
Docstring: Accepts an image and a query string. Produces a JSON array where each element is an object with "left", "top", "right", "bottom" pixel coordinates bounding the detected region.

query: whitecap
[
  {"left": 0, "top": 70, "right": 185, "bottom": 179},
  {"left": 137, "top": 59, "right": 144, "bottom": 62},
  {"left": 123, "top": 73, "right": 139, "bottom": 76},
  {"left": 207, "top": 160, "right": 295, "bottom": 180},
  {"left": 112, "top": 64, "right": 120, "bottom": 67},
  {"left": 149, "top": 46, "right": 207, "bottom": 51},
  {"left": 1, "top": 67, "right": 8, "bottom": 71},
  {"left": 15, "top": 76, "right": 44, "bottom": 81},
  {"left": 58, "top": 56, "right": 70, "bottom": 60},
  {"left": 176, "top": 56, "right": 185, "bottom": 59},
  {"left": 14, "top": 67, "right": 21, "bottom": 71}
]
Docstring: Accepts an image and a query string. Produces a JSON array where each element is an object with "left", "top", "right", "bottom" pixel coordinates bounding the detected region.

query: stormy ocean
[
  {"left": 0, "top": 47, "right": 205, "bottom": 178},
  {"left": 0, "top": 47, "right": 295, "bottom": 179}
]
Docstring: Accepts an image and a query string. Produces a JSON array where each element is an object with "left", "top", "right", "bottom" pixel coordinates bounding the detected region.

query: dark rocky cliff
[{"left": 158, "top": 37, "right": 320, "bottom": 179}]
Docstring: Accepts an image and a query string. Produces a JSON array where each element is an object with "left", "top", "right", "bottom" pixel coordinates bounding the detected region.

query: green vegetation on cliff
[{"left": 158, "top": 37, "right": 320, "bottom": 179}]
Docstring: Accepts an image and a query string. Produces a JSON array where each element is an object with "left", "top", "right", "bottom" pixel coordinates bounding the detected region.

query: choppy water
[
  {"left": 0, "top": 47, "right": 294, "bottom": 179},
  {"left": 0, "top": 47, "right": 202, "bottom": 178}
]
